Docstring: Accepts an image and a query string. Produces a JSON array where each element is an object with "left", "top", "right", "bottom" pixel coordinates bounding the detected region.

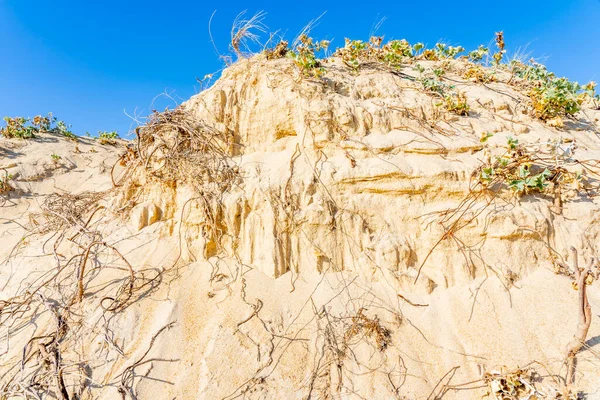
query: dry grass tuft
[{"left": 230, "top": 10, "right": 267, "bottom": 59}]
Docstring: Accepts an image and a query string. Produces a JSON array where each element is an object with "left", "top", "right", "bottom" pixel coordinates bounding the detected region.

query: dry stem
[{"left": 563, "top": 246, "right": 597, "bottom": 389}]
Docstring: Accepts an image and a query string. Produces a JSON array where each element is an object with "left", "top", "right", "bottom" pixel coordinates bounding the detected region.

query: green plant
[
  {"left": 287, "top": 34, "right": 329, "bottom": 77},
  {"left": 376, "top": 39, "right": 422, "bottom": 65},
  {"left": 51, "top": 154, "right": 62, "bottom": 162},
  {"left": 420, "top": 77, "right": 448, "bottom": 96},
  {"left": 510, "top": 60, "right": 549, "bottom": 81},
  {"left": 441, "top": 91, "right": 469, "bottom": 116},
  {"left": 478, "top": 137, "right": 585, "bottom": 198},
  {"left": 272, "top": 32, "right": 598, "bottom": 122},
  {"left": 434, "top": 43, "right": 464, "bottom": 59},
  {"left": 332, "top": 37, "right": 425, "bottom": 72},
  {"left": 412, "top": 42, "right": 425, "bottom": 55},
  {"left": 380, "top": 39, "right": 417, "bottom": 65},
  {"left": 413, "top": 63, "right": 425, "bottom": 75},
  {"left": 529, "top": 78, "right": 582, "bottom": 122},
  {"left": 1, "top": 117, "right": 37, "bottom": 139},
  {"left": 468, "top": 45, "right": 489, "bottom": 62},
  {"left": 0, "top": 171, "right": 13, "bottom": 193},
  {"left": 414, "top": 63, "right": 469, "bottom": 115},
  {"left": 97, "top": 131, "right": 120, "bottom": 145},
  {"left": 32, "top": 113, "right": 55, "bottom": 132},
  {"left": 53, "top": 120, "right": 77, "bottom": 140},
  {"left": 284, "top": 35, "right": 505, "bottom": 78},
  {"left": 507, "top": 58, "right": 598, "bottom": 121},
  {"left": 480, "top": 132, "right": 494, "bottom": 143},
  {"left": 507, "top": 166, "right": 551, "bottom": 192},
  {"left": 463, "top": 65, "right": 495, "bottom": 83},
  {"left": 514, "top": 63, "right": 597, "bottom": 122},
  {"left": 335, "top": 38, "right": 371, "bottom": 71},
  {"left": 1, "top": 113, "right": 77, "bottom": 139},
  {"left": 433, "top": 68, "right": 445, "bottom": 78},
  {"left": 418, "top": 43, "right": 464, "bottom": 61}
]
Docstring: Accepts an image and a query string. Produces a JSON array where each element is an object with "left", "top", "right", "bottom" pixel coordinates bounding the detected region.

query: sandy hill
[{"left": 1, "top": 44, "right": 600, "bottom": 400}]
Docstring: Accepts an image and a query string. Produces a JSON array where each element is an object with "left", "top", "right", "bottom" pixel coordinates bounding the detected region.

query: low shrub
[
  {"left": 97, "top": 131, "right": 120, "bottom": 145},
  {"left": 287, "top": 34, "right": 329, "bottom": 77},
  {"left": 510, "top": 62, "right": 597, "bottom": 122},
  {"left": 1, "top": 113, "right": 77, "bottom": 140},
  {"left": 1, "top": 117, "right": 37, "bottom": 139}
]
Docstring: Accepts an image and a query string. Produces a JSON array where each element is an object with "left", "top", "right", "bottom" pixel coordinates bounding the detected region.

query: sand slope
[{"left": 1, "top": 56, "right": 600, "bottom": 399}]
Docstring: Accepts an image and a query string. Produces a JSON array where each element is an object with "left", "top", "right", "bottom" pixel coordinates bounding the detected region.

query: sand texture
[{"left": 1, "top": 55, "right": 600, "bottom": 399}]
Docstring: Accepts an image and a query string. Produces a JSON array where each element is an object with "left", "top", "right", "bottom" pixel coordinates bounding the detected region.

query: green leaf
[
  {"left": 481, "top": 167, "right": 494, "bottom": 181},
  {"left": 518, "top": 164, "right": 530, "bottom": 178},
  {"left": 480, "top": 132, "right": 494, "bottom": 143},
  {"left": 507, "top": 136, "right": 519, "bottom": 149},
  {"left": 509, "top": 179, "right": 526, "bottom": 192}
]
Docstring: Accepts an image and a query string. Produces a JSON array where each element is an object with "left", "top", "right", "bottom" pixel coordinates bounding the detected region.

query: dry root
[
  {"left": 33, "top": 192, "right": 106, "bottom": 233},
  {"left": 344, "top": 308, "right": 392, "bottom": 352},
  {"left": 558, "top": 247, "right": 598, "bottom": 392},
  {"left": 131, "top": 107, "right": 237, "bottom": 193}
]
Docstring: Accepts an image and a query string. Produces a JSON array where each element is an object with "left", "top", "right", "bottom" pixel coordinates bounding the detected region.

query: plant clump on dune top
[
  {"left": 1, "top": 113, "right": 76, "bottom": 140},
  {"left": 510, "top": 61, "right": 598, "bottom": 124},
  {"left": 262, "top": 31, "right": 599, "bottom": 123},
  {"left": 286, "top": 34, "right": 330, "bottom": 77},
  {"left": 97, "top": 130, "right": 120, "bottom": 145}
]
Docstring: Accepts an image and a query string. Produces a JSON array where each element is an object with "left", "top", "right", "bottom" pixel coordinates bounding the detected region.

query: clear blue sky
[{"left": 1, "top": 0, "right": 599, "bottom": 138}]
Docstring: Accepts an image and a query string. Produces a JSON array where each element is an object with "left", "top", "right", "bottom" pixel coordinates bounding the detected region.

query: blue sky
[{"left": 1, "top": 0, "right": 599, "bottom": 137}]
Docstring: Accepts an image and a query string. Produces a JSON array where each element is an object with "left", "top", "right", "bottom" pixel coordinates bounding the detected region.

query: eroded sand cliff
[{"left": 1, "top": 54, "right": 600, "bottom": 399}]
